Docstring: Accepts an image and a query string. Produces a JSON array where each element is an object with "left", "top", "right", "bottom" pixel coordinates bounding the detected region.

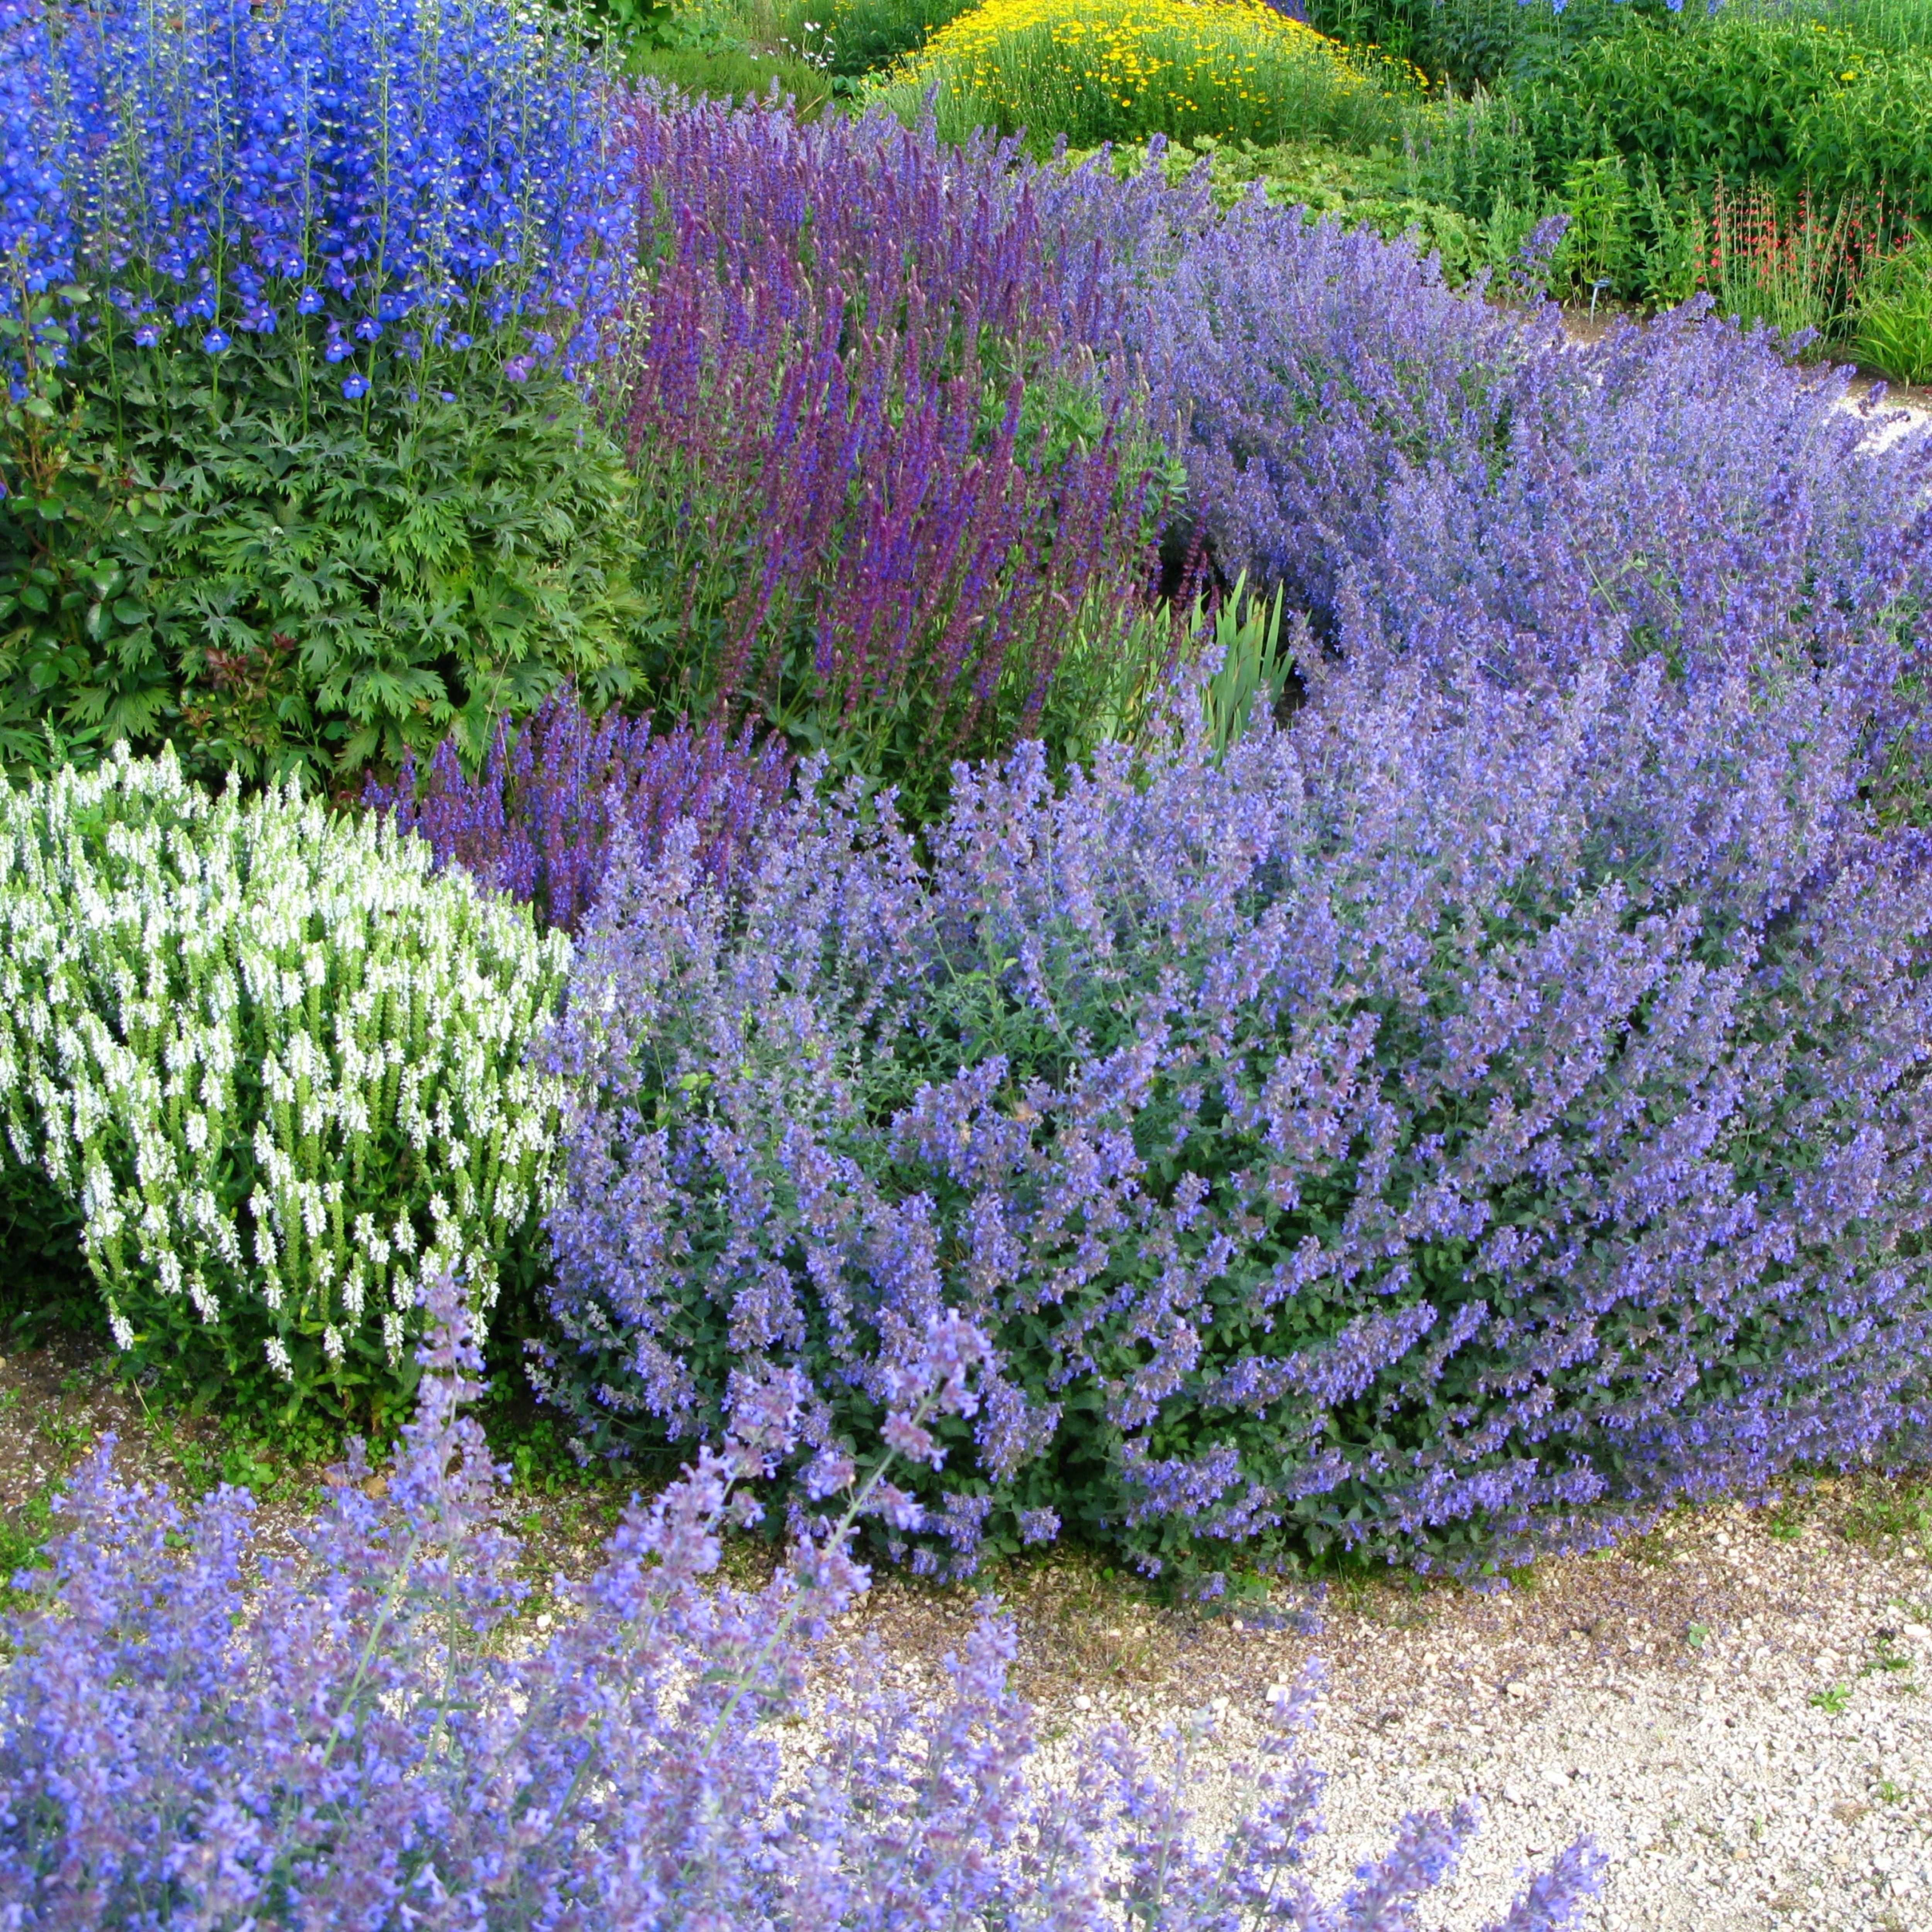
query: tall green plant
[
  {"left": 1554, "top": 152, "right": 1636, "bottom": 303},
  {"left": 1708, "top": 177, "right": 1873, "bottom": 340},
  {"left": 1855, "top": 233, "right": 1932, "bottom": 383},
  {"left": 1197, "top": 572, "right": 1293, "bottom": 755}
]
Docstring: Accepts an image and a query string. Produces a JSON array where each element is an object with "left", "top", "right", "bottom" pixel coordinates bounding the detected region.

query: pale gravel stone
[{"left": 849, "top": 1490, "right": 1932, "bottom": 1932}]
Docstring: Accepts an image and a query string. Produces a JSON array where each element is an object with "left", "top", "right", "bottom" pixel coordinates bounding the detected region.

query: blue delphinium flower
[{"left": 0, "top": 0, "right": 631, "bottom": 387}]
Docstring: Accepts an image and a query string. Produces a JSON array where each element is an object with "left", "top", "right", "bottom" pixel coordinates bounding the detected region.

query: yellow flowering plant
[{"left": 870, "top": 0, "right": 1423, "bottom": 153}]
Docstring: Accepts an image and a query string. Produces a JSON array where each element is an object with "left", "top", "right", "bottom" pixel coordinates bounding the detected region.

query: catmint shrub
[
  {"left": 363, "top": 691, "right": 794, "bottom": 934},
  {"left": 0, "top": 746, "right": 570, "bottom": 1424},
  {"left": 1128, "top": 186, "right": 1932, "bottom": 733},
  {"left": 0, "top": 1274, "right": 1604, "bottom": 1929},
  {"left": 539, "top": 643, "right": 1932, "bottom": 1583}
]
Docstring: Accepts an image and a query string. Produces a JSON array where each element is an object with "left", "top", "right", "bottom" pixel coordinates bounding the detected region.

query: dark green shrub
[
  {"left": 1309, "top": 0, "right": 1675, "bottom": 90},
  {"left": 1515, "top": 14, "right": 1932, "bottom": 226},
  {"left": 0, "top": 312, "right": 644, "bottom": 784},
  {"left": 825, "top": 0, "right": 978, "bottom": 73},
  {"left": 0, "top": 1163, "right": 97, "bottom": 1345}
]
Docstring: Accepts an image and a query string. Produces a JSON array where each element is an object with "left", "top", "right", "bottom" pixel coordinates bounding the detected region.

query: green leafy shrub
[
  {"left": 1629, "top": 155, "right": 1708, "bottom": 307},
  {"left": 1551, "top": 152, "right": 1635, "bottom": 303},
  {"left": 825, "top": 0, "right": 979, "bottom": 71},
  {"left": 0, "top": 313, "right": 645, "bottom": 784},
  {"left": 1516, "top": 14, "right": 1932, "bottom": 227},
  {"left": 653, "top": 0, "right": 997, "bottom": 74},
  {"left": 1082, "top": 138, "right": 1484, "bottom": 284},
  {"left": 1855, "top": 232, "right": 1932, "bottom": 384},
  {"left": 1312, "top": 0, "right": 1654, "bottom": 90},
  {"left": 0, "top": 745, "right": 570, "bottom": 1425},
  {"left": 1399, "top": 89, "right": 1543, "bottom": 225}
]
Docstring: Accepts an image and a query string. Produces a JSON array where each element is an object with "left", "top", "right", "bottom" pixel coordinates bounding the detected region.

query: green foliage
[
  {"left": 824, "top": 0, "right": 980, "bottom": 72},
  {"left": 1310, "top": 0, "right": 1670, "bottom": 90},
  {"left": 1021, "top": 587, "right": 1182, "bottom": 780},
  {"left": 1196, "top": 573, "right": 1293, "bottom": 755},
  {"left": 1855, "top": 233, "right": 1932, "bottom": 383},
  {"left": 582, "top": 0, "right": 679, "bottom": 52},
  {"left": 1038, "top": 570, "right": 1296, "bottom": 776},
  {"left": 0, "top": 747, "right": 571, "bottom": 1429},
  {"left": 617, "top": 0, "right": 952, "bottom": 109},
  {"left": 1810, "top": 0, "right": 1932, "bottom": 57},
  {"left": 1515, "top": 13, "right": 1932, "bottom": 227},
  {"left": 1630, "top": 155, "right": 1709, "bottom": 306},
  {"left": 0, "top": 1163, "right": 99, "bottom": 1347},
  {"left": 0, "top": 306, "right": 644, "bottom": 786},
  {"left": 1080, "top": 138, "right": 1485, "bottom": 285},
  {"left": 1553, "top": 153, "right": 1635, "bottom": 301},
  {"left": 1399, "top": 90, "right": 1543, "bottom": 226},
  {"left": 625, "top": 41, "right": 844, "bottom": 107},
  {"left": 1311, "top": 0, "right": 1527, "bottom": 86},
  {"left": 1704, "top": 177, "right": 1873, "bottom": 341},
  {"left": 0, "top": 1488, "right": 54, "bottom": 1605},
  {"left": 1841, "top": 1471, "right": 1932, "bottom": 1547}
]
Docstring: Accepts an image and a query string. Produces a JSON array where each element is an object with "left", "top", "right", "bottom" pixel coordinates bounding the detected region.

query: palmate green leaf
[
  {"left": 0, "top": 311, "right": 648, "bottom": 785},
  {"left": 344, "top": 662, "right": 452, "bottom": 724}
]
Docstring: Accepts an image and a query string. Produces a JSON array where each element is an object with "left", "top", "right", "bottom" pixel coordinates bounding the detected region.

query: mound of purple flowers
[
  {"left": 0, "top": 1278, "right": 1603, "bottom": 1928},
  {"left": 1128, "top": 180, "right": 1932, "bottom": 715},
  {"left": 538, "top": 603, "right": 1932, "bottom": 1581},
  {"left": 364, "top": 690, "right": 793, "bottom": 933},
  {"left": 1, "top": 0, "right": 627, "bottom": 372}
]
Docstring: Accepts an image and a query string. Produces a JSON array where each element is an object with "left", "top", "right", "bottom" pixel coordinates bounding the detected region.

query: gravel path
[
  {"left": 1839, "top": 378, "right": 1932, "bottom": 455},
  {"left": 852, "top": 1487, "right": 1932, "bottom": 1931}
]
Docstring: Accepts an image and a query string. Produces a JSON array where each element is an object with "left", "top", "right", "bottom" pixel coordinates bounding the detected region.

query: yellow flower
[{"left": 896, "top": 0, "right": 1366, "bottom": 100}]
